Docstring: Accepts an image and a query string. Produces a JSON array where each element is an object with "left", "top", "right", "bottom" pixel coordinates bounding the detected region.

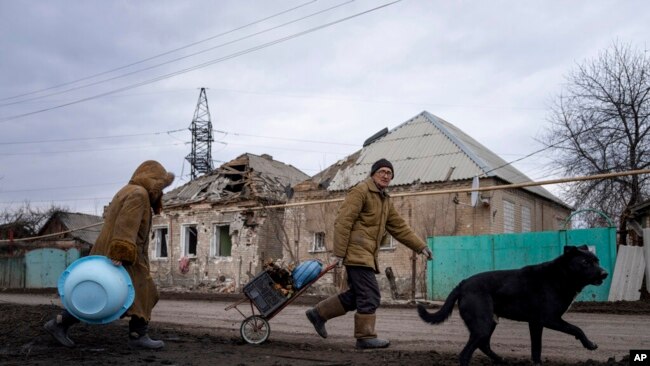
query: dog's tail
[{"left": 417, "top": 284, "right": 461, "bottom": 325}]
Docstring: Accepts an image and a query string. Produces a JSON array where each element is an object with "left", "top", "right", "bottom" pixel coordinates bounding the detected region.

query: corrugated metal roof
[
  {"left": 325, "top": 111, "right": 566, "bottom": 206},
  {"left": 57, "top": 212, "right": 103, "bottom": 245}
]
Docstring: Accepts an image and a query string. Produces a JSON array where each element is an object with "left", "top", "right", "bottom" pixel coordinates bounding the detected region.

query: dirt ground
[{"left": 2, "top": 298, "right": 648, "bottom": 366}]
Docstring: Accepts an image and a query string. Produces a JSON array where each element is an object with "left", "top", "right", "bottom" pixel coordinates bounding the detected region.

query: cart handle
[{"left": 322, "top": 262, "right": 338, "bottom": 273}]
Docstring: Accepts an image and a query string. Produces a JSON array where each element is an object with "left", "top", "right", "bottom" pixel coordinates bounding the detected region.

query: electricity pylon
[{"left": 185, "top": 88, "right": 214, "bottom": 180}]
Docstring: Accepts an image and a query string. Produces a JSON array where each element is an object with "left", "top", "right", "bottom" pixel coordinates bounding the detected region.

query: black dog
[{"left": 417, "top": 245, "right": 608, "bottom": 366}]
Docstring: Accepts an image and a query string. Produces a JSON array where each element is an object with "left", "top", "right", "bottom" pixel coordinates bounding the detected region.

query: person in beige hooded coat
[
  {"left": 45, "top": 160, "right": 174, "bottom": 349},
  {"left": 306, "top": 158, "right": 433, "bottom": 349}
]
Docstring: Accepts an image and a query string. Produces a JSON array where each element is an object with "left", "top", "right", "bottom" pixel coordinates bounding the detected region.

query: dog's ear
[
  {"left": 563, "top": 245, "right": 577, "bottom": 254},
  {"left": 563, "top": 245, "right": 589, "bottom": 254}
]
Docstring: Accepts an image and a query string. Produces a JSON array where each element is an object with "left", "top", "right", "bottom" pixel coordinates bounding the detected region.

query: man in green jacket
[{"left": 306, "top": 158, "right": 433, "bottom": 349}]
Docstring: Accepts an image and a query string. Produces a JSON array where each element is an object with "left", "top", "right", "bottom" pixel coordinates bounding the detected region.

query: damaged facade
[
  {"left": 150, "top": 153, "right": 309, "bottom": 292},
  {"left": 285, "top": 111, "right": 572, "bottom": 300}
]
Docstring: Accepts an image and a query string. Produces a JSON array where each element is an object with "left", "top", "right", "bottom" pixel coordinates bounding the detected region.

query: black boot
[
  {"left": 44, "top": 312, "right": 79, "bottom": 347},
  {"left": 305, "top": 308, "right": 327, "bottom": 338},
  {"left": 305, "top": 295, "right": 346, "bottom": 338}
]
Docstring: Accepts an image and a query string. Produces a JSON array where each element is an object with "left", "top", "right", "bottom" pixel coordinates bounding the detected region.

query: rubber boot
[
  {"left": 128, "top": 316, "right": 165, "bottom": 349},
  {"left": 305, "top": 295, "right": 346, "bottom": 338},
  {"left": 44, "top": 313, "right": 78, "bottom": 347},
  {"left": 128, "top": 334, "right": 165, "bottom": 349},
  {"left": 354, "top": 313, "right": 390, "bottom": 349}
]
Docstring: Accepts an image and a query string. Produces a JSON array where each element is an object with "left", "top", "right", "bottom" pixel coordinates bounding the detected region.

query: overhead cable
[
  {"left": 0, "top": 1, "right": 402, "bottom": 123},
  {"left": 0, "top": 0, "right": 318, "bottom": 103},
  {"left": 0, "top": 1, "right": 353, "bottom": 108}
]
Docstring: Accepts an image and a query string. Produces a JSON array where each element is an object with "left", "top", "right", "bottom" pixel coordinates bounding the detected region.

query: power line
[
  {"left": 1, "top": 127, "right": 358, "bottom": 147},
  {"left": 482, "top": 136, "right": 574, "bottom": 177},
  {"left": 0, "top": 1, "right": 354, "bottom": 109},
  {"left": 204, "top": 87, "right": 547, "bottom": 111},
  {"left": 0, "top": 0, "right": 318, "bottom": 103},
  {"left": 0, "top": 1, "right": 402, "bottom": 123},
  {"left": 0, "top": 197, "right": 113, "bottom": 204},
  {"left": 216, "top": 140, "right": 352, "bottom": 155},
  {"left": 0, "top": 142, "right": 187, "bottom": 156},
  {"left": 0, "top": 182, "right": 123, "bottom": 194},
  {"left": 213, "top": 129, "right": 358, "bottom": 146},
  {"left": 0, "top": 129, "right": 185, "bottom": 145}
]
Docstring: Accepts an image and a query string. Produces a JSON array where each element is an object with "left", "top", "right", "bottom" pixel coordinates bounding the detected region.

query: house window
[
  {"left": 521, "top": 206, "right": 531, "bottom": 233},
  {"left": 380, "top": 234, "right": 396, "bottom": 250},
  {"left": 153, "top": 227, "right": 168, "bottom": 258},
  {"left": 211, "top": 224, "right": 232, "bottom": 257},
  {"left": 311, "top": 232, "right": 326, "bottom": 252},
  {"left": 503, "top": 200, "right": 515, "bottom": 233},
  {"left": 181, "top": 224, "right": 198, "bottom": 256}
]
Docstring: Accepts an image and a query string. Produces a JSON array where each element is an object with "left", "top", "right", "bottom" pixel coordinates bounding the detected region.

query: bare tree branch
[
  {"left": 541, "top": 41, "right": 650, "bottom": 243},
  {"left": 0, "top": 202, "right": 69, "bottom": 238}
]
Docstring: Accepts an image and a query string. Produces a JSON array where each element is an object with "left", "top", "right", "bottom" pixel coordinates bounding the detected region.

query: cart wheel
[{"left": 240, "top": 315, "right": 270, "bottom": 344}]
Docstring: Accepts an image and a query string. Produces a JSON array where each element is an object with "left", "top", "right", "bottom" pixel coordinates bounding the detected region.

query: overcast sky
[{"left": 1, "top": 0, "right": 648, "bottom": 216}]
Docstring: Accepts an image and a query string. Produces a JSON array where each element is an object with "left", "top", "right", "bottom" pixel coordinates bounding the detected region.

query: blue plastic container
[
  {"left": 292, "top": 260, "right": 322, "bottom": 289},
  {"left": 57, "top": 255, "right": 135, "bottom": 324}
]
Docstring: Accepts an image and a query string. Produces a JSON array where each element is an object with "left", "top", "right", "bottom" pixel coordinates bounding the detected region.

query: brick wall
[
  {"left": 288, "top": 178, "right": 571, "bottom": 299},
  {"left": 148, "top": 179, "right": 570, "bottom": 297},
  {"left": 149, "top": 204, "right": 286, "bottom": 292}
]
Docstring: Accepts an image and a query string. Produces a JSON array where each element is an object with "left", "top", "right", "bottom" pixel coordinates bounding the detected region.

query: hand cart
[{"left": 225, "top": 262, "right": 337, "bottom": 344}]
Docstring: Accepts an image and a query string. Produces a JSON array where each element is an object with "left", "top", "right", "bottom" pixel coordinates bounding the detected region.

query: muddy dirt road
[{"left": 1, "top": 292, "right": 648, "bottom": 365}]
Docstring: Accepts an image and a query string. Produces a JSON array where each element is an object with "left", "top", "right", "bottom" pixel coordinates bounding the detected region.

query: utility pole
[{"left": 185, "top": 88, "right": 214, "bottom": 180}]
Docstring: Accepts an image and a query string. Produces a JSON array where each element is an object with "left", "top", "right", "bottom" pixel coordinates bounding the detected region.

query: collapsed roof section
[{"left": 164, "top": 153, "right": 310, "bottom": 208}]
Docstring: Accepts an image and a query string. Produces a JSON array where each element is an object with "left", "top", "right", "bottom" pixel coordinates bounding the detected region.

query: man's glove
[{"left": 420, "top": 247, "right": 433, "bottom": 260}]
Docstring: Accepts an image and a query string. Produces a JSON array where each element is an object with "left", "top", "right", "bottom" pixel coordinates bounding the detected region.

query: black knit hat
[{"left": 370, "top": 158, "right": 394, "bottom": 177}]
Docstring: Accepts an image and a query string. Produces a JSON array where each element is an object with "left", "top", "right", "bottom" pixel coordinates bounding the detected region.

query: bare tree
[
  {"left": 542, "top": 41, "right": 650, "bottom": 244},
  {"left": 264, "top": 206, "right": 301, "bottom": 263},
  {"left": 0, "top": 203, "right": 69, "bottom": 238}
]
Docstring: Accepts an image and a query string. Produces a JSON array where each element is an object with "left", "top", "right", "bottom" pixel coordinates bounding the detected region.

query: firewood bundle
[{"left": 263, "top": 260, "right": 295, "bottom": 298}]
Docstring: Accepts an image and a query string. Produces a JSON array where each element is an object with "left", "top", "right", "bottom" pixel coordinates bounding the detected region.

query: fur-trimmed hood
[{"left": 128, "top": 160, "right": 174, "bottom": 214}]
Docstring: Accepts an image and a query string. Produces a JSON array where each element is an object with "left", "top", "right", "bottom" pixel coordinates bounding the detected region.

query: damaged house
[
  {"left": 150, "top": 153, "right": 309, "bottom": 292},
  {"left": 0, "top": 211, "right": 103, "bottom": 288},
  {"left": 285, "top": 111, "right": 572, "bottom": 299}
]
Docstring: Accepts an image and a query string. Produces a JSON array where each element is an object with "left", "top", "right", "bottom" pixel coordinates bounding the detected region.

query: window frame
[
  {"left": 152, "top": 226, "right": 169, "bottom": 259},
  {"left": 521, "top": 206, "right": 532, "bottom": 233},
  {"left": 210, "top": 223, "right": 232, "bottom": 257},
  {"left": 503, "top": 200, "right": 516, "bottom": 233},
  {"left": 180, "top": 223, "right": 198, "bottom": 257},
  {"left": 379, "top": 234, "right": 396, "bottom": 251},
  {"left": 311, "top": 231, "right": 326, "bottom": 253}
]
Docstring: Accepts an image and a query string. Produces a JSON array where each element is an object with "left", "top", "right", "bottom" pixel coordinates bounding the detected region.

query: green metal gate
[
  {"left": 24, "top": 248, "right": 79, "bottom": 288},
  {"left": 427, "top": 223, "right": 616, "bottom": 302}
]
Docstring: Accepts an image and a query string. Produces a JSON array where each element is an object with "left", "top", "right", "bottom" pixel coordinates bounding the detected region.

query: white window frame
[
  {"left": 503, "top": 200, "right": 515, "bottom": 233},
  {"left": 181, "top": 224, "right": 198, "bottom": 257},
  {"left": 380, "top": 234, "right": 396, "bottom": 250},
  {"left": 210, "top": 224, "right": 232, "bottom": 257},
  {"left": 521, "top": 206, "right": 531, "bottom": 233},
  {"left": 311, "top": 232, "right": 326, "bottom": 252},
  {"left": 152, "top": 226, "right": 169, "bottom": 259}
]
